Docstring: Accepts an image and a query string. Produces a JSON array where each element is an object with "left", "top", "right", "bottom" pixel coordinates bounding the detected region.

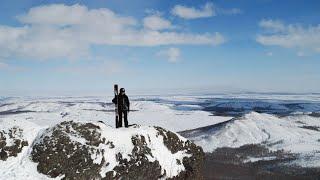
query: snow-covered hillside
[{"left": 183, "top": 112, "right": 320, "bottom": 167}]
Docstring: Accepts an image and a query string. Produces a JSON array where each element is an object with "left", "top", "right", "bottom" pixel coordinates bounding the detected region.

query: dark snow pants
[{"left": 118, "top": 110, "right": 128, "bottom": 128}]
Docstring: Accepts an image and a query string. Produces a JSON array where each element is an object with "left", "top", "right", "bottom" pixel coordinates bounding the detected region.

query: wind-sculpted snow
[{"left": 182, "top": 112, "right": 320, "bottom": 167}]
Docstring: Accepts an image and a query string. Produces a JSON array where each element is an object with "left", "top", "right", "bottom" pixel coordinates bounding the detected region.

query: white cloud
[
  {"left": 0, "top": 4, "right": 225, "bottom": 61},
  {"left": 171, "top": 2, "right": 242, "bottom": 19},
  {"left": 157, "top": 47, "right": 181, "bottom": 63},
  {"left": 259, "top": 19, "right": 285, "bottom": 32},
  {"left": 18, "top": 4, "right": 134, "bottom": 26},
  {"left": 143, "top": 14, "right": 172, "bottom": 30},
  {"left": 257, "top": 19, "right": 320, "bottom": 54},
  {"left": 171, "top": 2, "right": 215, "bottom": 19}
]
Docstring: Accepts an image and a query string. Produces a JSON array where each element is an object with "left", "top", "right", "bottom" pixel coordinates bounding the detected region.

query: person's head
[{"left": 120, "top": 88, "right": 125, "bottom": 95}]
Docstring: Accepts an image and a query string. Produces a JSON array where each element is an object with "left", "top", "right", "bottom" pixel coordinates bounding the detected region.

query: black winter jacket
[{"left": 112, "top": 94, "right": 130, "bottom": 111}]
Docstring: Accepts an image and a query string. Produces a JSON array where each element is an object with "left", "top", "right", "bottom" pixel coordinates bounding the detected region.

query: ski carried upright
[{"left": 113, "top": 84, "right": 119, "bottom": 128}]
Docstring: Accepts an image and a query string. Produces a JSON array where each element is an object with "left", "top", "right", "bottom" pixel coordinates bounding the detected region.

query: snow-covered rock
[
  {"left": 0, "top": 118, "right": 47, "bottom": 179},
  {"left": 0, "top": 119, "right": 40, "bottom": 160},
  {"left": 0, "top": 125, "right": 29, "bottom": 161},
  {"left": 30, "top": 121, "right": 204, "bottom": 179}
]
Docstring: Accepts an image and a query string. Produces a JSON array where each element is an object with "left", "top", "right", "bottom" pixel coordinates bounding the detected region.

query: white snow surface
[
  {"left": 188, "top": 112, "right": 320, "bottom": 167},
  {"left": 0, "top": 96, "right": 231, "bottom": 131}
]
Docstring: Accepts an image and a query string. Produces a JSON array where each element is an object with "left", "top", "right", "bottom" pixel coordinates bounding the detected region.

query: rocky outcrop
[
  {"left": 155, "top": 126, "right": 204, "bottom": 179},
  {"left": 0, "top": 127, "right": 28, "bottom": 160},
  {"left": 31, "top": 121, "right": 204, "bottom": 179}
]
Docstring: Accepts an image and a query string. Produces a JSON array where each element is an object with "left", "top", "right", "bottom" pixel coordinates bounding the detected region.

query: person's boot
[{"left": 118, "top": 119, "right": 122, "bottom": 127}]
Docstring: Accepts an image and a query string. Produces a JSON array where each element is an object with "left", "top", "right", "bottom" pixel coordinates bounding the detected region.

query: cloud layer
[
  {"left": 171, "top": 2, "right": 214, "bottom": 19},
  {"left": 171, "top": 2, "right": 241, "bottom": 19},
  {"left": 143, "top": 14, "right": 172, "bottom": 30},
  {"left": 257, "top": 19, "right": 320, "bottom": 54},
  {"left": 0, "top": 4, "right": 225, "bottom": 60}
]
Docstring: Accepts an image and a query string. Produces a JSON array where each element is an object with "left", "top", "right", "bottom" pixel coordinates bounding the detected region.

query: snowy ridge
[
  {"left": 186, "top": 112, "right": 320, "bottom": 167},
  {"left": 0, "top": 118, "right": 203, "bottom": 179}
]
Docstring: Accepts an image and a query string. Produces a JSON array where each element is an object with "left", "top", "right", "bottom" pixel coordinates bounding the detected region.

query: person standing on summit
[{"left": 112, "top": 88, "right": 130, "bottom": 128}]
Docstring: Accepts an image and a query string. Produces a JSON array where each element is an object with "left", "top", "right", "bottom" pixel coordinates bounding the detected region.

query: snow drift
[{"left": 0, "top": 119, "right": 204, "bottom": 180}]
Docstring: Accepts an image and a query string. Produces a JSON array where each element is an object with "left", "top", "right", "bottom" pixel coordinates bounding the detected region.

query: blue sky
[{"left": 0, "top": 0, "right": 320, "bottom": 95}]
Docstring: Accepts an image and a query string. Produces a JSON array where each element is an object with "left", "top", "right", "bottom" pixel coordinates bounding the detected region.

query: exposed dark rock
[
  {"left": 155, "top": 126, "right": 205, "bottom": 180},
  {"left": 105, "top": 135, "right": 163, "bottom": 180},
  {"left": 31, "top": 121, "right": 104, "bottom": 179},
  {"left": 31, "top": 121, "right": 204, "bottom": 180},
  {"left": 0, "top": 127, "right": 29, "bottom": 161},
  {"left": 60, "top": 112, "right": 69, "bottom": 118},
  {"left": 300, "top": 125, "right": 320, "bottom": 131},
  {"left": 309, "top": 112, "right": 320, "bottom": 117}
]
